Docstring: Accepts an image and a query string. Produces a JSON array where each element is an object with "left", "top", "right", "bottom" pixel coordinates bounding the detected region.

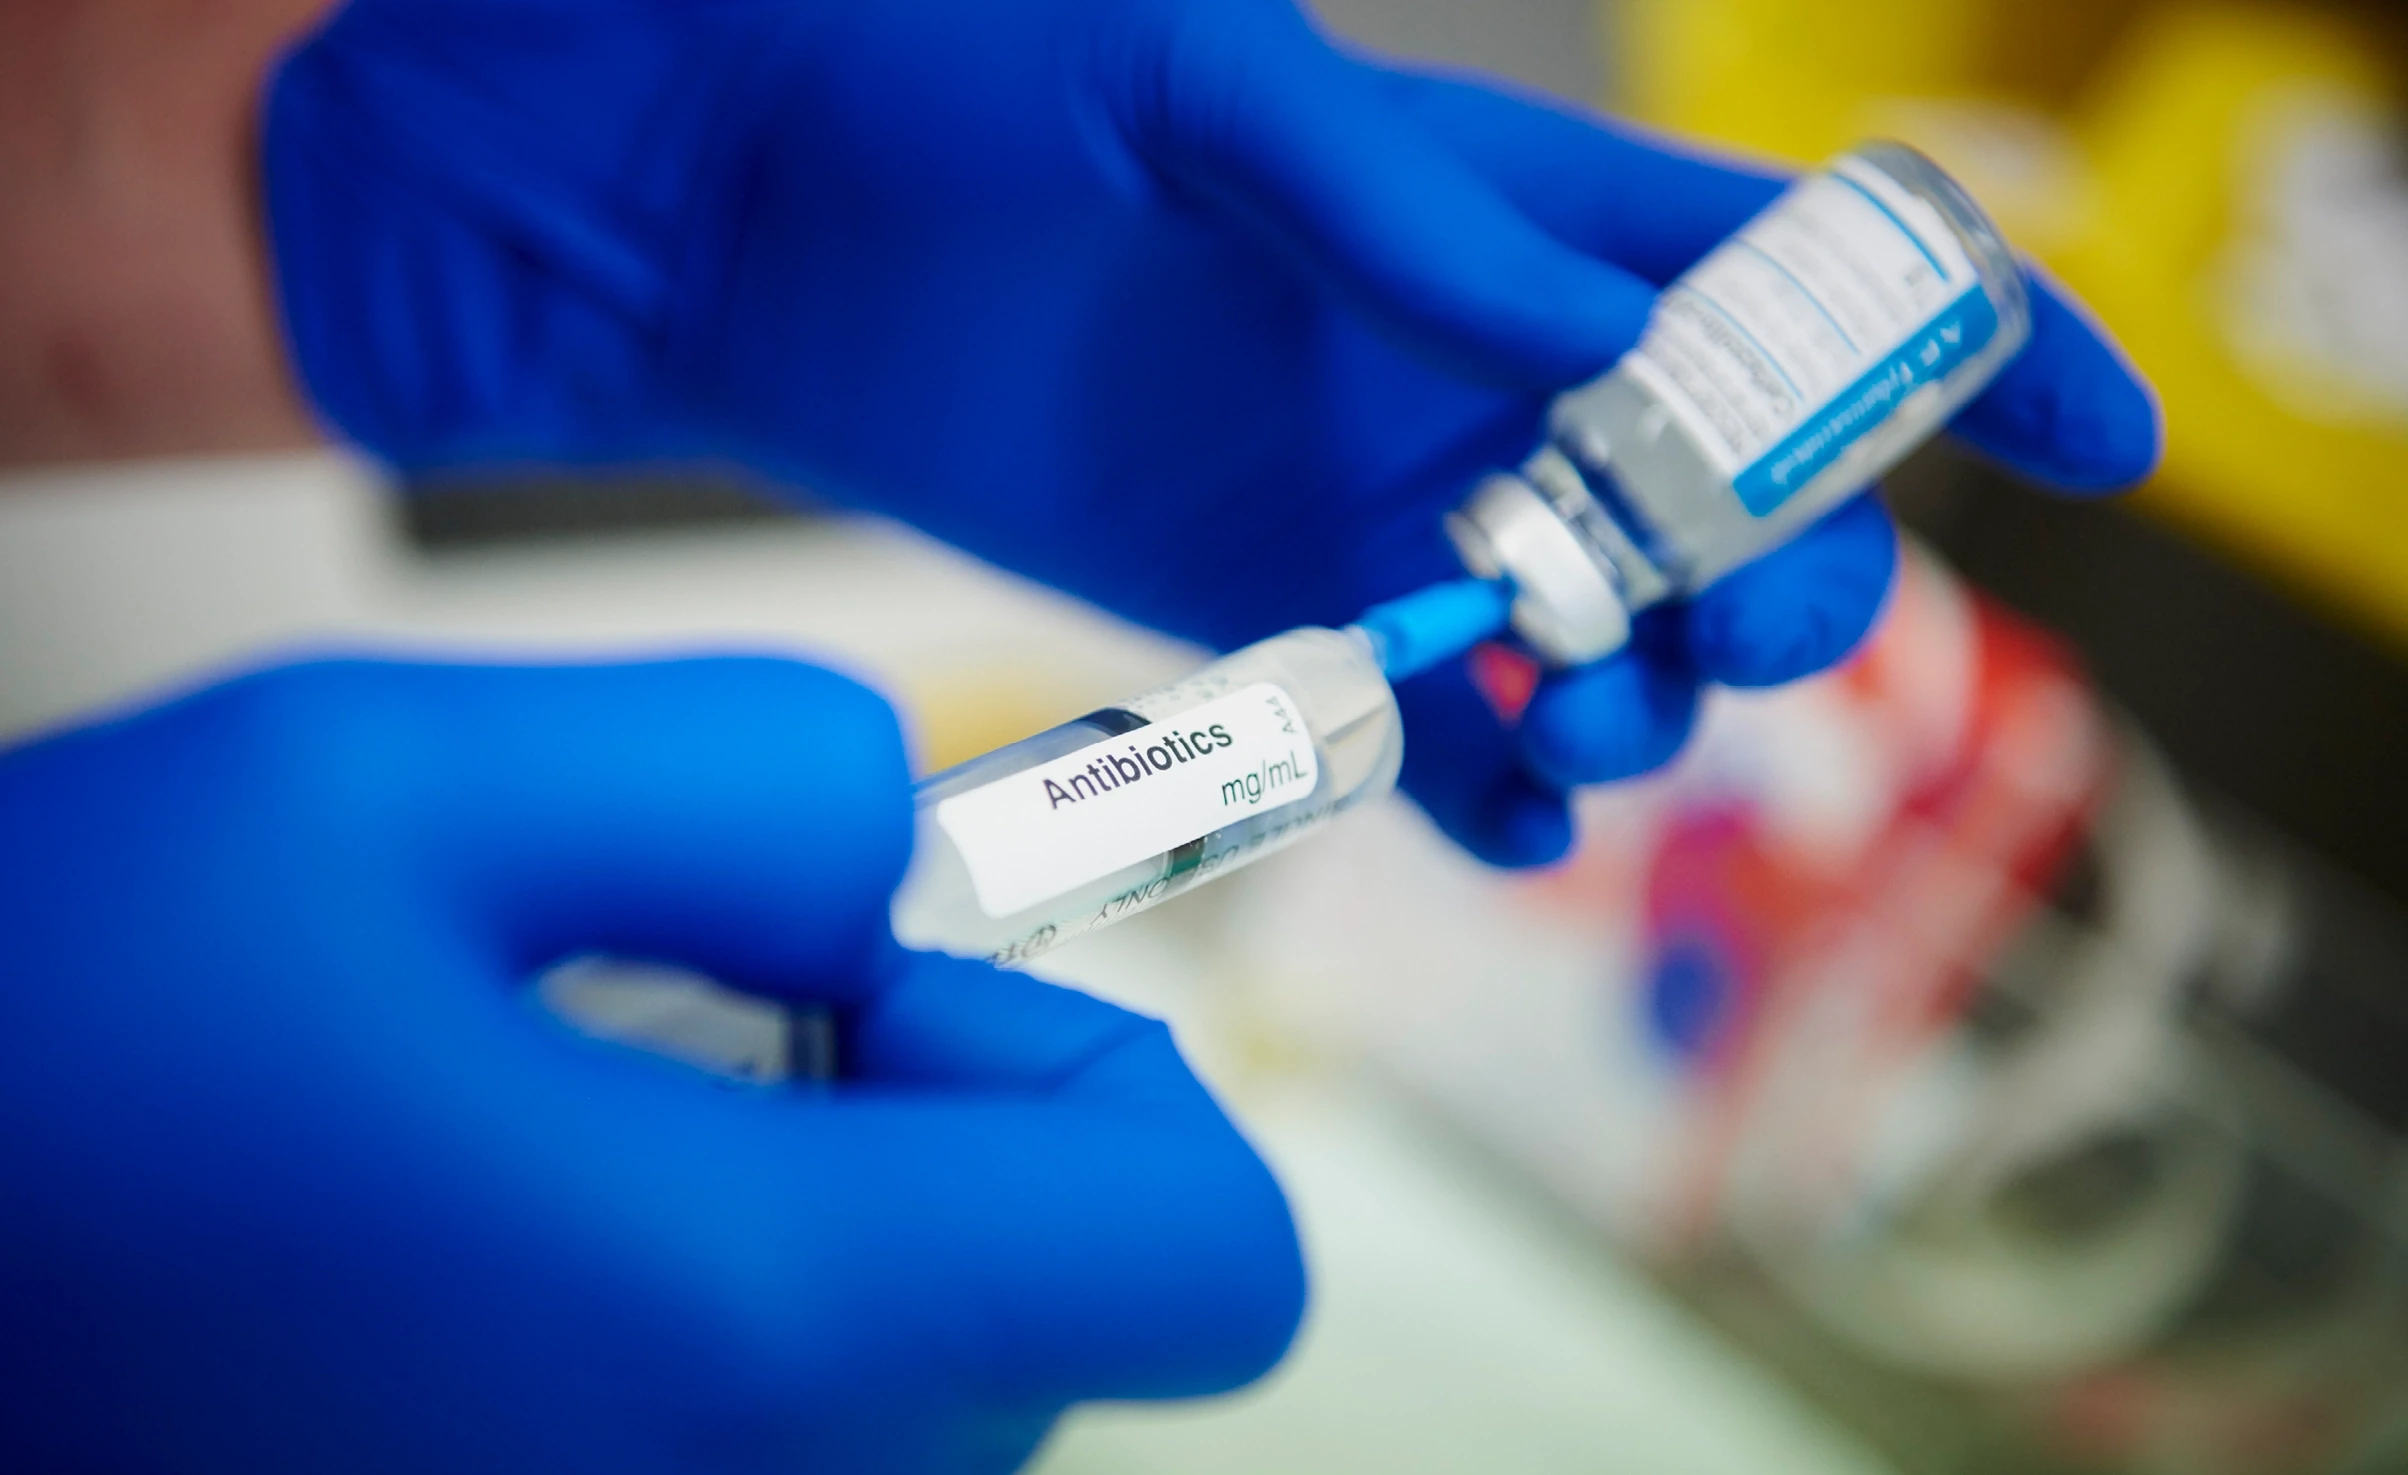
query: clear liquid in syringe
[{"left": 891, "top": 579, "right": 1507, "bottom": 967}]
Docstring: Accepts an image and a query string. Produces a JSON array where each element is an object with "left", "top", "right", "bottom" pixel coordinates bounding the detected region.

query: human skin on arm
[{"left": 0, "top": 0, "right": 327, "bottom": 467}]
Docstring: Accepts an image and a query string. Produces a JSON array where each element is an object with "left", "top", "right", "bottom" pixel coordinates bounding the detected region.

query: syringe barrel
[{"left": 891, "top": 625, "right": 1403, "bottom": 967}]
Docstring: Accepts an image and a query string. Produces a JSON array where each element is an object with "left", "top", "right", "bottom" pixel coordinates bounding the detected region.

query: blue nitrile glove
[
  {"left": 264, "top": 0, "right": 2160, "bottom": 866},
  {"left": 0, "top": 658, "right": 1301, "bottom": 1475}
]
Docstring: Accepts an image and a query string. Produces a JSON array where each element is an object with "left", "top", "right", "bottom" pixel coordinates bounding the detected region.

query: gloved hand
[
  {"left": 265, "top": 0, "right": 2160, "bottom": 865},
  {"left": 0, "top": 658, "right": 1301, "bottom": 1475}
]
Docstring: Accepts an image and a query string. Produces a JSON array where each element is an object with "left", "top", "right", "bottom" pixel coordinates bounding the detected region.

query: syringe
[
  {"left": 891, "top": 579, "right": 1511, "bottom": 967},
  {"left": 892, "top": 144, "right": 2038, "bottom": 969}
]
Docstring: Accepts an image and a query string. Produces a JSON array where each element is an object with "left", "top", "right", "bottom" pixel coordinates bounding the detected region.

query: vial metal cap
[{"left": 1445, "top": 470, "right": 1631, "bottom": 667}]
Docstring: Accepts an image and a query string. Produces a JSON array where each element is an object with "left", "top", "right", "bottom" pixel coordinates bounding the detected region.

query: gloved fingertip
[
  {"left": 845, "top": 950, "right": 1170, "bottom": 1095},
  {"left": 1394, "top": 663, "right": 1573, "bottom": 867},
  {"left": 1951, "top": 280, "right": 2162, "bottom": 494},
  {"left": 1518, "top": 652, "right": 1701, "bottom": 789},
  {"left": 1488, "top": 786, "right": 1577, "bottom": 868},
  {"left": 1690, "top": 600, "right": 1829, "bottom": 688},
  {"left": 1406, "top": 762, "right": 1573, "bottom": 869},
  {"left": 2046, "top": 369, "right": 2163, "bottom": 494},
  {"left": 1686, "top": 496, "right": 1895, "bottom": 688}
]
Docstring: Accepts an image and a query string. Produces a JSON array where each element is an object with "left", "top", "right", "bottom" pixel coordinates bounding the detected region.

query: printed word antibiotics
[{"left": 1040, "top": 723, "right": 1234, "bottom": 809}]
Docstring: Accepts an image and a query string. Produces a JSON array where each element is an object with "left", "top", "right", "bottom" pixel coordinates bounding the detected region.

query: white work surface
[
  {"left": 1035, "top": 929, "right": 1890, "bottom": 1475},
  {"left": 0, "top": 454, "right": 1894, "bottom": 1475}
]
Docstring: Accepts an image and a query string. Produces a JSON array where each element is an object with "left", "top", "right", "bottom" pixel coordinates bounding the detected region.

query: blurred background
[{"left": 5, "top": 0, "right": 2408, "bottom": 1470}]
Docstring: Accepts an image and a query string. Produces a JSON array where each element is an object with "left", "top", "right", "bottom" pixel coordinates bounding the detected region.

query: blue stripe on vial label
[{"left": 1730, "top": 286, "right": 1999, "bottom": 518}]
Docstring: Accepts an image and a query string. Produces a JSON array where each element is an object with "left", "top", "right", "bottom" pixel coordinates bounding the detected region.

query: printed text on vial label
[
  {"left": 1621, "top": 160, "right": 1987, "bottom": 515},
  {"left": 936, "top": 684, "right": 1319, "bottom": 918}
]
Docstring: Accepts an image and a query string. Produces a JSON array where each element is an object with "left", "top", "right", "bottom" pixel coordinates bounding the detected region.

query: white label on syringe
[
  {"left": 935, "top": 683, "right": 1320, "bottom": 919},
  {"left": 1620, "top": 158, "right": 1998, "bottom": 516}
]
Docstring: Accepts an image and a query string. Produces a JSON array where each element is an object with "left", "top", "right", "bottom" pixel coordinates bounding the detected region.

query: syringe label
[
  {"left": 935, "top": 683, "right": 1320, "bottom": 920},
  {"left": 1621, "top": 158, "right": 1991, "bottom": 516}
]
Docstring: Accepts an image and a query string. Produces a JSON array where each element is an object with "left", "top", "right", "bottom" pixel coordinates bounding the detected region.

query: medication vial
[{"left": 1450, "top": 142, "right": 2032, "bottom": 666}]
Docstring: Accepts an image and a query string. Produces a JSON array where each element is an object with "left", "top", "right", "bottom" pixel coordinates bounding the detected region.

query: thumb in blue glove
[
  {"left": 266, "top": 0, "right": 2160, "bottom": 867},
  {"left": 0, "top": 657, "right": 1301, "bottom": 1475}
]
